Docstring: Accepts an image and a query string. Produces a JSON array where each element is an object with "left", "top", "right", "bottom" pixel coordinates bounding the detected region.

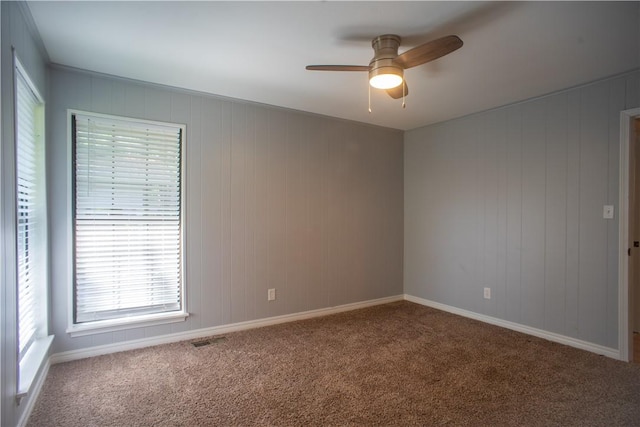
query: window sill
[
  {"left": 18, "top": 335, "right": 54, "bottom": 400},
  {"left": 66, "top": 311, "right": 189, "bottom": 337}
]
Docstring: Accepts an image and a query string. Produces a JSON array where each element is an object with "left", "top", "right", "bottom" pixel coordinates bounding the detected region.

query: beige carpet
[{"left": 28, "top": 301, "right": 640, "bottom": 426}]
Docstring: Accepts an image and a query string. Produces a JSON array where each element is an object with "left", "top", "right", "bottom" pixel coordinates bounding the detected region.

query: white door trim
[{"left": 619, "top": 107, "right": 640, "bottom": 361}]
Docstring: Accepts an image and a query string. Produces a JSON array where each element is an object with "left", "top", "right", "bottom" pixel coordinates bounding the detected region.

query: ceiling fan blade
[
  {"left": 386, "top": 82, "right": 409, "bottom": 99},
  {"left": 395, "top": 35, "right": 463, "bottom": 69},
  {"left": 306, "top": 65, "right": 369, "bottom": 72}
]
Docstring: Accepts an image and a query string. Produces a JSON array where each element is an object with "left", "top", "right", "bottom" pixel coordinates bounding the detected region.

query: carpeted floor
[{"left": 28, "top": 301, "right": 640, "bottom": 426}]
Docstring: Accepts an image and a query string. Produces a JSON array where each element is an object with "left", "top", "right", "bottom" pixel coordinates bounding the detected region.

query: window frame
[
  {"left": 66, "top": 109, "right": 188, "bottom": 337},
  {"left": 14, "top": 55, "right": 53, "bottom": 399}
]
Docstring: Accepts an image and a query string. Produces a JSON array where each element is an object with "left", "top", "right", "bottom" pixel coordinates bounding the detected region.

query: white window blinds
[
  {"left": 73, "top": 113, "right": 184, "bottom": 324},
  {"left": 16, "top": 67, "right": 46, "bottom": 360}
]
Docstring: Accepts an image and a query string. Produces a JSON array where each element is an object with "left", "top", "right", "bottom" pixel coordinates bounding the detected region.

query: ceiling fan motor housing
[{"left": 368, "top": 34, "right": 404, "bottom": 83}]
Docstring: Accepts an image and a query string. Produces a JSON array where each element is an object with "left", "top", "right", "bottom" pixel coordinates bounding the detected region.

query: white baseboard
[
  {"left": 17, "top": 358, "right": 51, "bottom": 427},
  {"left": 404, "top": 294, "right": 620, "bottom": 360},
  {"left": 50, "top": 293, "right": 619, "bottom": 364},
  {"left": 50, "top": 294, "right": 404, "bottom": 365}
]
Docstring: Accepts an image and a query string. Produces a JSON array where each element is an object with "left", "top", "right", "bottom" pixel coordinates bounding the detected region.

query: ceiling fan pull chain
[
  {"left": 368, "top": 83, "right": 372, "bottom": 113},
  {"left": 402, "top": 80, "right": 406, "bottom": 109}
]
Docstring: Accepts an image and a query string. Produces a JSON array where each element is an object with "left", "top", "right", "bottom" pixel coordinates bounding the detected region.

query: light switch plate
[{"left": 603, "top": 205, "right": 614, "bottom": 219}]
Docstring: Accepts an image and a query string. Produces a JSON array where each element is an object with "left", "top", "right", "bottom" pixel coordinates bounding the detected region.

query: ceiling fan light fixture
[{"left": 369, "top": 66, "right": 403, "bottom": 89}]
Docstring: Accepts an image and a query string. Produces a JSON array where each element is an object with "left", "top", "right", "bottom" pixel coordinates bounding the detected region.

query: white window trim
[
  {"left": 66, "top": 311, "right": 189, "bottom": 337},
  {"left": 14, "top": 54, "right": 53, "bottom": 399},
  {"left": 17, "top": 335, "right": 53, "bottom": 399},
  {"left": 66, "top": 109, "right": 188, "bottom": 336}
]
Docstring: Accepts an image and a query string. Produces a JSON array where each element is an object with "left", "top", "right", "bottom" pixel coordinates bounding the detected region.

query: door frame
[{"left": 619, "top": 107, "right": 640, "bottom": 362}]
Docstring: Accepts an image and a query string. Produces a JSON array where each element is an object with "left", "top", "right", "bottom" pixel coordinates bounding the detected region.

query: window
[
  {"left": 15, "top": 58, "right": 52, "bottom": 398},
  {"left": 70, "top": 112, "right": 186, "bottom": 334},
  {"left": 16, "top": 63, "right": 46, "bottom": 360}
]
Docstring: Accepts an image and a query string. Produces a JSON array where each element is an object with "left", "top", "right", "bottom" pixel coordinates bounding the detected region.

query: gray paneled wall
[
  {"left": 405, "top": 71, "right": 640, "bottom": 349},
  {"left": 48, "top": 66, "right": 404, "bottom": 353}
]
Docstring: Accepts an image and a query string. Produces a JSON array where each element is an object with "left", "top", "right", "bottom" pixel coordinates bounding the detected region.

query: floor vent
[{"left": 192, "top": 337, "right": 226, "bottom": 348}]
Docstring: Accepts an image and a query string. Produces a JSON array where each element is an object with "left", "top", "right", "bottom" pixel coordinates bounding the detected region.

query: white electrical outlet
[
  {"left": 483, "top": 287, "right": 491, "bottom": 299},
  {"left": 268, "top": 288, "right": 276, "bottom": 301}
]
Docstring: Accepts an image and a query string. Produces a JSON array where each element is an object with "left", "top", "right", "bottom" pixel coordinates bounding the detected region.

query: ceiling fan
[{"left": 306, "top": 34, "right": 463, "bottom": 101}]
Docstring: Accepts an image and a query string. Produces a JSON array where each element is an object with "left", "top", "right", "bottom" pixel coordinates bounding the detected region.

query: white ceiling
[{"left": 27, "top": 1, "right": 640, "bottom": 131}]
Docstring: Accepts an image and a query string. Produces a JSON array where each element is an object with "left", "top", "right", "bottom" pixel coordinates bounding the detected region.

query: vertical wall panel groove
[
  {"left": 578, "top": 83, "right": 610, "bottom": 345},
  {"left": 545, "top": 93, "right": 568, "bottom": 335},
  {"left": 189, "top": 95, "right": 203, "bottom": 332},
  {"left": 606, "top": 78, "right": 627, "bottom": 348}
]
